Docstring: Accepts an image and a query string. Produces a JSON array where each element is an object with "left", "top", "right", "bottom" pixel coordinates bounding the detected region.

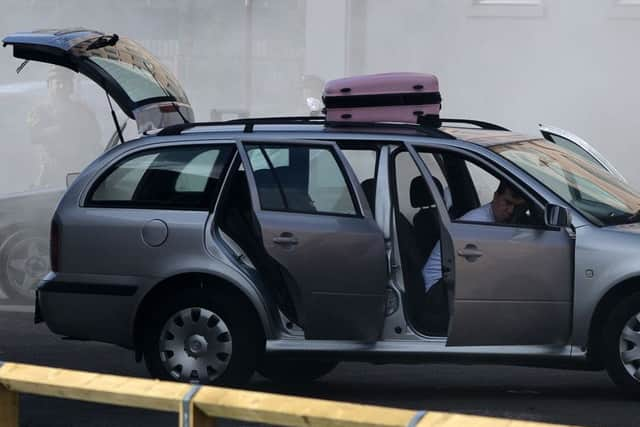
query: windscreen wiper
[{"left": 87, "top": 34, "right": 119, "bottom": 51}]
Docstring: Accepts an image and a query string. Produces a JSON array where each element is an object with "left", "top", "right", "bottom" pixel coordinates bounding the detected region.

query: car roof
[{"left": 440, "top": 126, "right": 538, "bottom": 147}]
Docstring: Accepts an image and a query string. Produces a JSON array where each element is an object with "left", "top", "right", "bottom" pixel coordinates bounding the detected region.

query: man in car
[
  {"left": 421, "top": 180, "right": 526, "bottom": 334},
  {"left": 28, "top": 66, "right": 102, "bottom": 188}
]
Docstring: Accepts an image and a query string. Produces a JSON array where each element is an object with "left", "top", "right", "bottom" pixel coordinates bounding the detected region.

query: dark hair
[{"left": 496, "top": 180, "right": 524, "bottom": 199}]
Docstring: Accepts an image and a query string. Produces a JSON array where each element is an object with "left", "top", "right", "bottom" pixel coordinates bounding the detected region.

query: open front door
[
  {"left": 405, "top": 142, "right": 574, "bottom": 346},
  {"left": 238, "top": 140, "right": 387, "bottom": 342}
]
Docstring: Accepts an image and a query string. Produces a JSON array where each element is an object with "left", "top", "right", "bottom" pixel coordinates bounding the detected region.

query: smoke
[{"left": 1, "top": 0, "right": 636, "bottom": 191}]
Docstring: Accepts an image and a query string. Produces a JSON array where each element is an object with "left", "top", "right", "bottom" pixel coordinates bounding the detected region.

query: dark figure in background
[{"left": 28, "top": 67, "right": 102, "bottom": 188}]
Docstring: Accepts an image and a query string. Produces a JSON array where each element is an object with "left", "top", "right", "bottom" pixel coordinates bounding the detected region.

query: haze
[{"left": 0, "top": 0, "right": 638, "bottom": 193}]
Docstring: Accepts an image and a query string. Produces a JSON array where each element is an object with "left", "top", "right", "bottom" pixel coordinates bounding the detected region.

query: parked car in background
[{"left": 0, "top": 124, "right": 127, "bottom": 301}]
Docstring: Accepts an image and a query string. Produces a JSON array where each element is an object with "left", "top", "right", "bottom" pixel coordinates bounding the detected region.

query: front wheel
[
  {"left": 603, "top": 292, "right": 640, "bottom": 394},
  {"left": 142, "top": 288, "right": 262, "bottom": 386},
  {"left": 257, "top": 356, "right": 338, "bottom": 383}
]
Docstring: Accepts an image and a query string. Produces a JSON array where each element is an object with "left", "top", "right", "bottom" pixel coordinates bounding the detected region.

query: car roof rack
[
  {"left": 440, "top": 118, "right": 509, "bottom": 131},
  {"left": 156, "top": 116, "right": 455, "bottom": 139},
  {"left": 323, "top": 120, "right": 455, "bottom": 139},
  {"left": 156, "top": 116, "right": 324, "bottom": 136}
]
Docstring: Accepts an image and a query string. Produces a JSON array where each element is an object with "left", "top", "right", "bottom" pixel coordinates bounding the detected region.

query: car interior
[{"left": 393, "top": 148, "right": 544, "bottom": 337}]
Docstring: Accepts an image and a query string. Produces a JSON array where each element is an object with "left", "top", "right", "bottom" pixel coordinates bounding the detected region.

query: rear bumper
[{"left": 36, "top": 276, "right": 140, "bottom": 348}]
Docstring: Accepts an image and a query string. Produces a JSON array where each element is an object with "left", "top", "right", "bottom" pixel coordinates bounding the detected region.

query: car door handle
[
  {"left": 273, "top": 234, "right": 298, "bottom": 245},
  {"left": 457, "top": 244, "right": 483, "bottom": 261}
]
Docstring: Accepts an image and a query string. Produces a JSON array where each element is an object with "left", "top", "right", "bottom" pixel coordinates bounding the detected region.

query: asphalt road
[{"left": 0, "top": 309, "right": 639, "bottom": 427}]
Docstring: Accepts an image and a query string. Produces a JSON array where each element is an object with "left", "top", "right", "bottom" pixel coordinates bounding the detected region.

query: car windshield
[{"left": 491, "top": 139, "right": 640, "bottom": 226}]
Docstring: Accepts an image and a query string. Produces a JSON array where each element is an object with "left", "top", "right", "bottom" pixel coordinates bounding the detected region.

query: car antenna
[
  {"left": 105, "top": 91, "right": 125, "bottom": 145},
  {"left": 142, "top": 60, "right": 190, "bottom": 124}
]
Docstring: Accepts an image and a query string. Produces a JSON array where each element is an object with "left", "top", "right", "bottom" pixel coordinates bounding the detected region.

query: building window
[{"left": 467, "top": 0, "right": 545, "bottom": 18}]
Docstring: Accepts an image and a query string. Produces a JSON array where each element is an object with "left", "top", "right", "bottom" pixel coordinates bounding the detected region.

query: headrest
[
  {"left": 360, "top": 178, "right": 376, "bottom": 210},
  {"left": 410, "top": 176, "right": 444, "bottom": 208}
]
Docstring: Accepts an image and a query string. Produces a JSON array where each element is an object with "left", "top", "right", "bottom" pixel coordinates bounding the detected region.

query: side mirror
[
  {"left": 545, "top": 204, "right": 571, "bottom": 228},
  {"left": 66, "top": 173, "right": 80, "bottom": 188}
]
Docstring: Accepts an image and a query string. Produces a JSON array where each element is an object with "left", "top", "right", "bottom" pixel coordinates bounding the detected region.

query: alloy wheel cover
[
  {"left": 5, "top": 234, "right": 49, "bottom": 297},
  {"left": 619, "top": 312, "right": 640, "bottom": 382},
  {"left": 159, "top": 307, "right": 232, "bottom": 383}
]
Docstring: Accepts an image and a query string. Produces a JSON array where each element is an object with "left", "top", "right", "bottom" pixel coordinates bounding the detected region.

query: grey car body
[
  {"left": 35, "top": 123, "right": 640, "bottom": 389},
  {"left": 5, "top": 29, "right": 640, "bottom": 391}
]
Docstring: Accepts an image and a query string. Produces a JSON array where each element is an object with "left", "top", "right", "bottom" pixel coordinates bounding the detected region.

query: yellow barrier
[{"left": 0, "top": 361, "right": 578, "bottom": 427}]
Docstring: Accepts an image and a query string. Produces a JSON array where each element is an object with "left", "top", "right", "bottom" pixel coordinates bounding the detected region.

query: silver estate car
[{"left": 5, "top": 29, "right": 640, "bottom": 393}]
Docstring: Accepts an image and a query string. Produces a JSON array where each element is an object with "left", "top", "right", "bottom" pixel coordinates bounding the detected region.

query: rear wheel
[
  {"left": 603, "top": 292, "right": 640, "bottom": 394},
  {"left": 257, "top": 356, "right": 338, "bottom": 383},
  {"left": 142, "top": 288, "right": 262, "bottom": 386}
]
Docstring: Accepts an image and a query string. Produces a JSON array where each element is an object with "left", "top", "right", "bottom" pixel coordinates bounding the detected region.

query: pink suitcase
[{"left": 322, "top": 72, "right": 441, "bottom": 127}]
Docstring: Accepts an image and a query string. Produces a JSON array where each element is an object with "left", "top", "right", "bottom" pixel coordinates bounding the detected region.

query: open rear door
[
  {"left": 238, "top": 140, "right": 388, "bottom": 342},
  {"left": 3, "top": 28, "right": 193, "bottom": 132}
]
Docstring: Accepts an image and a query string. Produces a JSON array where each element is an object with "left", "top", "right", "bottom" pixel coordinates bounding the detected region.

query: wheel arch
[
  {"left": 587, "top": 276, "right": 640, "bottom": 368},
  {"left": 131, "top": 271, "right": 276, "bottom": 360}
]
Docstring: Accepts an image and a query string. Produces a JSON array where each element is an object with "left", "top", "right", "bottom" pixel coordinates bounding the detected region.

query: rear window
[
  {"left": 73, "top": 37, "right": 189, "bottom": 105},
  {"left": 87, "top": 145, "right": 233, "bottom": 210}
]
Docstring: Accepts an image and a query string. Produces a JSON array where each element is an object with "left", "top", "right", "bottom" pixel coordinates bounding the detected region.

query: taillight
[{"left": 50, "top": 217, "right": 60, "bottom": 272}]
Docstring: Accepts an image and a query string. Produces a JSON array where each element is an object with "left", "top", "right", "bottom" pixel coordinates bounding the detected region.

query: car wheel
[
  {"left": 0, "top": 229, "right": 49, "bottom": 302},
  {"left": 603, "top": 292, "right": 640, "bottom": 394},
  {"left": 142, "top": 288, "right": 262, "bottom": 386},
  {"left": 257, "top": 356, "right": 338, "bottom": 383}
]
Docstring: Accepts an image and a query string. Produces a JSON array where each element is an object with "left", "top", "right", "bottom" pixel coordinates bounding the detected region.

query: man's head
[
  {"left": 491, "top": 181, "right": 526, "bottom": 223},
  {"left": 47, "top": 67, "right": 74, "bottom": 99}
]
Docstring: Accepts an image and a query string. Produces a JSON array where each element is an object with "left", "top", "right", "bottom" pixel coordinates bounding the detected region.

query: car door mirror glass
[{"left": 545, "top": 204, "right": 571, "bottom": 228}]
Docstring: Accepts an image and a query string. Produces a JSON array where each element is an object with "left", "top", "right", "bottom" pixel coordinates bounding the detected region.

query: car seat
[{"left": 410, "top": 176, "right": 444, "bottom": 258}]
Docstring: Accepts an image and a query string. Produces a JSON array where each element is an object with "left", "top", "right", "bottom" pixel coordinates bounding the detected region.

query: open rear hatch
[{"left": 3, "top": 28, "right": 194, "bottom": 133}]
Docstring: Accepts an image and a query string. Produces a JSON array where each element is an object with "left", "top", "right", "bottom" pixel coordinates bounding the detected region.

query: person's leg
[{"left": 421, "top": 279, "right": 450, "bottom": 336}]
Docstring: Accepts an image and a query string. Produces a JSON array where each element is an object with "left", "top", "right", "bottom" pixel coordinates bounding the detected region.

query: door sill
[{"left": 266, "top": 339, "right": 585, "bottom": 367}]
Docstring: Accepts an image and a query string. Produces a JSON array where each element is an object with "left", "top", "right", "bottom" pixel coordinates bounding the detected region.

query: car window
[
  {"left": 466, "top": 160, "right": 500, "bottom": 205},
  {"left": 246, "top": 144, "right": 357, "bottom": 216},
  {"left": 175, "top": 149, "right": 221, "bottom": 192},
  {"left": 341, "top": 149, "right": 377, "bottom": 183},
  {"left": 493, "top": 139, "right": 640, "bottom": 226},
  {"left": 416, "top": 148, "right": 543, "bottom": 227},
  {"left": 89, "top": 145, "right": 233, "bottom": 209}
]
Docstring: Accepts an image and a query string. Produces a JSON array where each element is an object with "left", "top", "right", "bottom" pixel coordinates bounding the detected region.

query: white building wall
[
  {"left": 355, "top": 0, "right": 640, "bottom": 186},
  {"left": 2, "top": 1, "right": 640, "bottom": 190}
]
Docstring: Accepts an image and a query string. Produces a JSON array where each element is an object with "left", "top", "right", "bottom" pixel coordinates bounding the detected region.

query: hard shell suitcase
[{"left": 322, "top": 72, "right": 441, "bottom": 127}]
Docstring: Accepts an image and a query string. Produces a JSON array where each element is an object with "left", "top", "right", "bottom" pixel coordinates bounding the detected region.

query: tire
[
  {"left": 257, "top": 356, "right": 338, "bottom": 383},
  {"left": 142, "top": 288, "right": 263, "bottom": 386},
  {"left": 0, "top": 229, "right": 49, "bottom": 302},
  {"left": 603, "top": 292, "right": 640, "bottom": 394}
]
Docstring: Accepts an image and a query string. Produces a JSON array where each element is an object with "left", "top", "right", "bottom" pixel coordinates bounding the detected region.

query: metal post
[{"left": 0, "top": 384, "right": 18, "bottom": 427}]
